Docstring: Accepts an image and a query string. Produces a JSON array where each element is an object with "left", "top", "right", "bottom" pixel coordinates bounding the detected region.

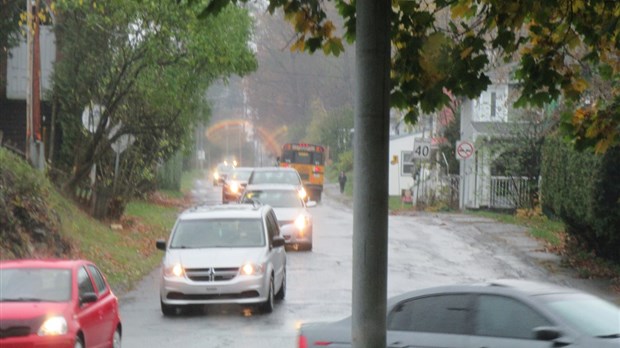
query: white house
[
  {"left": 459, "top": 67, "right": 518, "bottom": 209},
  {"left": 388, "top": 133, "right": 417, "bottom": 197}
]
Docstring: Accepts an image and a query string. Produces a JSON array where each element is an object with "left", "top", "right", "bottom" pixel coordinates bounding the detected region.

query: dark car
[
  {"left": 222, "top": 166, "right": 254, "bottom": 203},
  {"left": 298, "top": 279, "right": 620, "bottom": 348},
  {"left": 212, "top": 162, "right": 235, "bottom": 186},
  {"left": 0, "top": 259, "right": 122, "bottom": 348}
]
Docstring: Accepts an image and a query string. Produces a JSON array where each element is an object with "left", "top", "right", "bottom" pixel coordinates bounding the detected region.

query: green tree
[
  {"left": 0, "top": 0, "right": 22, "bottom": 54},
  {"left": 50, "top": 0, "right": 256, "bottom": 217},
  {"left": 305, "top": 99, "right": 353, "bottom": 160},
  {"left": 487, "top": 106, "right": 561, "bottom": 208}
]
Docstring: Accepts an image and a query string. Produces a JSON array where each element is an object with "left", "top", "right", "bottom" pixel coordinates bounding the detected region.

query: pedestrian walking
[{"left": 338, "top": 171, "right": 347, "bottom": 194}]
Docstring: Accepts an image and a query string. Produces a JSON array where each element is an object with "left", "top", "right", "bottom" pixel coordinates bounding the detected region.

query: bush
[
  {"left": 156, "top": 152, "right": 183, "bottom": 191},
  {"left": 541, "top": 133, "right": 620, "bottom": 261},
  {"left": 336, "top": 150, "right": 353, "bottom": 173}
]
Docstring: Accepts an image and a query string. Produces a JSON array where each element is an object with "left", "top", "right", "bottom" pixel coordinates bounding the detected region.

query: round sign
[
  {"left": 456, "top": 141, "right": 474, "bottom": 160},
  {"left": 81, "top": 104, "right": 105, "bottom": 133}
]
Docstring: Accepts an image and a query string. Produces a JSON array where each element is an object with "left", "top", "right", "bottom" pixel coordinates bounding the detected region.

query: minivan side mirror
[
  {"left": 272, "top": 236, "right": 285, "bottom": 248},
  {"left": 156, "top": 239, "right": 167, "bottom": 251}
]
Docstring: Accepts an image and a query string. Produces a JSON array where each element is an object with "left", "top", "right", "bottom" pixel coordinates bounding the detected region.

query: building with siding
[{"left": 1, "top": 26, "right": 55, "bottom": 156}]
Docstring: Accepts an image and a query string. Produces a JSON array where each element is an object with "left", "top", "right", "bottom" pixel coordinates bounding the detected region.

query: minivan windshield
[{"left": 170, "top": 219, "right": 265, "bottom": 248}]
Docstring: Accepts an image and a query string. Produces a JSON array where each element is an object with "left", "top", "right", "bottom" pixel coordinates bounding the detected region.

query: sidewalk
[{"left": 322, "top": 182, "right": 353, "bottom": 208}]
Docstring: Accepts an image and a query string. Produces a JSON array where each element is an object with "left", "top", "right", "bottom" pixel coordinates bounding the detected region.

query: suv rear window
[
  {"left": 249, "top": 171, "right": 301, "bottom": 185},
  {"left": 170, "top": 219, "right": 265, "bottom": 248}
]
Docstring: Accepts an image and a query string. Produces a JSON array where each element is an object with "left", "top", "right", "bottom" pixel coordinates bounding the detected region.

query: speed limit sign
[{"left": 413, "top": 138, "right": 432, "bottom": 160}]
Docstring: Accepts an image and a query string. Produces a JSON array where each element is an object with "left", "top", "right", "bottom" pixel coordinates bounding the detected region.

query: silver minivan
[{"left": 155, "top": 204, "right": 286, "bottom": 315}]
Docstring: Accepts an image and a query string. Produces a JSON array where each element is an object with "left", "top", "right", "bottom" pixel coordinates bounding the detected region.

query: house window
[
  {"left": 401, "top": 151, "right": 414, "bottom": 176},
  {"left": 490, "top": 92, "right": 497, "bottom": 117}
]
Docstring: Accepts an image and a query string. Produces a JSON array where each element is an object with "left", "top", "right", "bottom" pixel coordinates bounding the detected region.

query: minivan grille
[{"left": 185, "top": 267, "right": 239, "bottom": 282}]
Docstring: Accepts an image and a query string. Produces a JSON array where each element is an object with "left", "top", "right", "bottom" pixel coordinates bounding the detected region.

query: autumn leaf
[
  {"left": 460, "top": 46, "right": 473, "bottom": 59},
  {"left": 451, "top": 2, "right": 471, "bottom": 19},
  {"left": 290, "top": 36, "right": 305, "bottom": 52}
]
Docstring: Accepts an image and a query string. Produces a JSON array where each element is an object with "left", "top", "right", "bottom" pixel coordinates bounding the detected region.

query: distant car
[
  {"left": 241, "top": 184, "right": 316, "bottom": 251},
  {"left": 212, "top": 162, "right": 235, "bottom": 186},
  {"left": 155, "top": 204, "right": 287, "bottom": 315},
  {"left": 222, "top": 167, "right": 254, "bottom": 204},
  {"left": 0, "top": 259, "right": 122, "bottom": 348},
  {"left": 247, "top": 167, "right": 307, "bottom": 200},
  {"left": 297, "top": 279, "right": 620, "bottom": 348}
]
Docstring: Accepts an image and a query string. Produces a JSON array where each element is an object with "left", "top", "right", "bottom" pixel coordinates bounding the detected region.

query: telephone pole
[{"left": 26, "top": 0, "right": 44, "bottom": 169}]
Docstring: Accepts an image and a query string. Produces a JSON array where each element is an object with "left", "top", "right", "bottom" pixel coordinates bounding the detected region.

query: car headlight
[
  {"left": 213, "top": 172, "right": 220, "bottom": 180},
  {"left": 164, "top": 263, "right": 185, "bottom": 277},
  {"left": 240, "top": 262, "right": 264, "bottom": 276},
  {"left": 230, "top": 181, "right": 240, "bottom": 193},
  {"left": 298, "top": 187, "right": 307, "bottom": 199},
  {"left": 294, "top": 215, "right": 308, "bottom": 230},
  {"left": 38, "top": 316, "right": 67, "bottom": 336}
]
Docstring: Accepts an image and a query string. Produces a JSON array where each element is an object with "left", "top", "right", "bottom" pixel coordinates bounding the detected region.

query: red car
[{"left": 0, "top": 259, "right": 122, "bottom": 348}]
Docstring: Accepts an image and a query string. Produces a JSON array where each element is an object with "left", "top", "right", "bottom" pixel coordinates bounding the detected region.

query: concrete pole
[{"left": 352, "top": 1, "right": 391, "bottom": 348}]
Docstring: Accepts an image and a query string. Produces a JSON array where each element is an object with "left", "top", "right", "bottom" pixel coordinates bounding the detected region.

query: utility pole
[
  {"left": 26, "top": 0, "right": 44, "bottom": 169},
  {"left": 26, "top": 0, "right": 33, "bottom": 161}
]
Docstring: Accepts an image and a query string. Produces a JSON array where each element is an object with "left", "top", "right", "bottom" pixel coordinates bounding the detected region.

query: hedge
[{"left": 541, "top": 133, "right": 620, "bottom": 261}]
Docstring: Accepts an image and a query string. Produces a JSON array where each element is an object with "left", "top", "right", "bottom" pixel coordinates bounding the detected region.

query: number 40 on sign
[{"left": 413, "top": 139, "right": 432, "bottom": 160}]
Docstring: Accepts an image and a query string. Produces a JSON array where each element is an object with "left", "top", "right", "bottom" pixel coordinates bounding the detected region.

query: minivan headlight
[
  {"left": 164, "top": 263, "right": 185, "bottom": 278},
  {"left": 38, "top": 316, "right": 67, "bottom": 336},
  {"left": 240, "top": 263, "right": 264, "bottom": 276},
  {"left": 298, "top": 187, "right": 307, "bottom": 199}
]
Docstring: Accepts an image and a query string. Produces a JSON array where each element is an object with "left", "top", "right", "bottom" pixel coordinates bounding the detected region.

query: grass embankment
[
  {"left": 67, "top": 170, "right": 204, "bottom": 294},
  {"left": 1, "top": 146, "right": 204, "bottom": 294}
]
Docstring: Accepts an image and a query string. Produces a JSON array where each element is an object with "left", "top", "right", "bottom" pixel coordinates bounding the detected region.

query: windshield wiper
[
  {"left": 596, "top": 333, "right": 620, "bottom": 339},
  {"left": 0, "top": 297, "right": 43, "bottom": 302}
]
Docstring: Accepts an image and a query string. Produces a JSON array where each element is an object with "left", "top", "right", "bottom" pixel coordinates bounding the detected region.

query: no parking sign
[{"left": 456, "top": 141, "right": 474, "bottom": 160}]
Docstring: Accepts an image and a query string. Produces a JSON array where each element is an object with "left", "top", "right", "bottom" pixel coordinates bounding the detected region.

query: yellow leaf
[
  {"left": 460, "top": 46, "right": 473, "bottom": 59},
  {"left": 323, "top": 20, "right": 335, "bottom": 38},
  {"left": 290, "top": 37, "right": 305, "bottom": 52},
  {"left": 572, "top": 109, "right": 587, "bottom": 125},
  {"left": 572, "top": 0, "right": 585, "bottom": 12},
  {"left": 572, "top": 78, "right": 589, "bottom": 93},
  {"left": 594, "top": 137, "right": 612, "bottom": 154},
  {"left": 451, "top": 3, "right": 470, "bottom": 19}
]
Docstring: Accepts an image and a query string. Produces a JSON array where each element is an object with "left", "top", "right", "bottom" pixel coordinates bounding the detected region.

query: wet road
[{"left": 118, "top": 181, "right": 619, "bottom": 348}]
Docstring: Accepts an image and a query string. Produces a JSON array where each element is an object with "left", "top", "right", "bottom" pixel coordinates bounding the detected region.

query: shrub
[
  {"left": 541, "top": 133, "right": 620, "bottom": 261},
  {"left": 336, "top": 150, "right": 353, "bottom": 173}
]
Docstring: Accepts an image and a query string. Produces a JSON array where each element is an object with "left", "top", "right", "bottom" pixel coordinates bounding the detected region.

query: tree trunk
[{"left": 352, "top": 1, "right": 391, "bottom": 348}]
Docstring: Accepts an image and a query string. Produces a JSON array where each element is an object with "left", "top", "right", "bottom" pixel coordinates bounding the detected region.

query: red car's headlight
[{"left": 38, "top": 316, "right": 68, "bottom": 336}]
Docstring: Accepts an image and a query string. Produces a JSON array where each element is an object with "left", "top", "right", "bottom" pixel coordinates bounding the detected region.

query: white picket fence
[
  {"left": 412, "top": 173, "right": 533, "bottom": 210},
  {"left": 489, "top": 176, "right": 533, "bottom": 209}
]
